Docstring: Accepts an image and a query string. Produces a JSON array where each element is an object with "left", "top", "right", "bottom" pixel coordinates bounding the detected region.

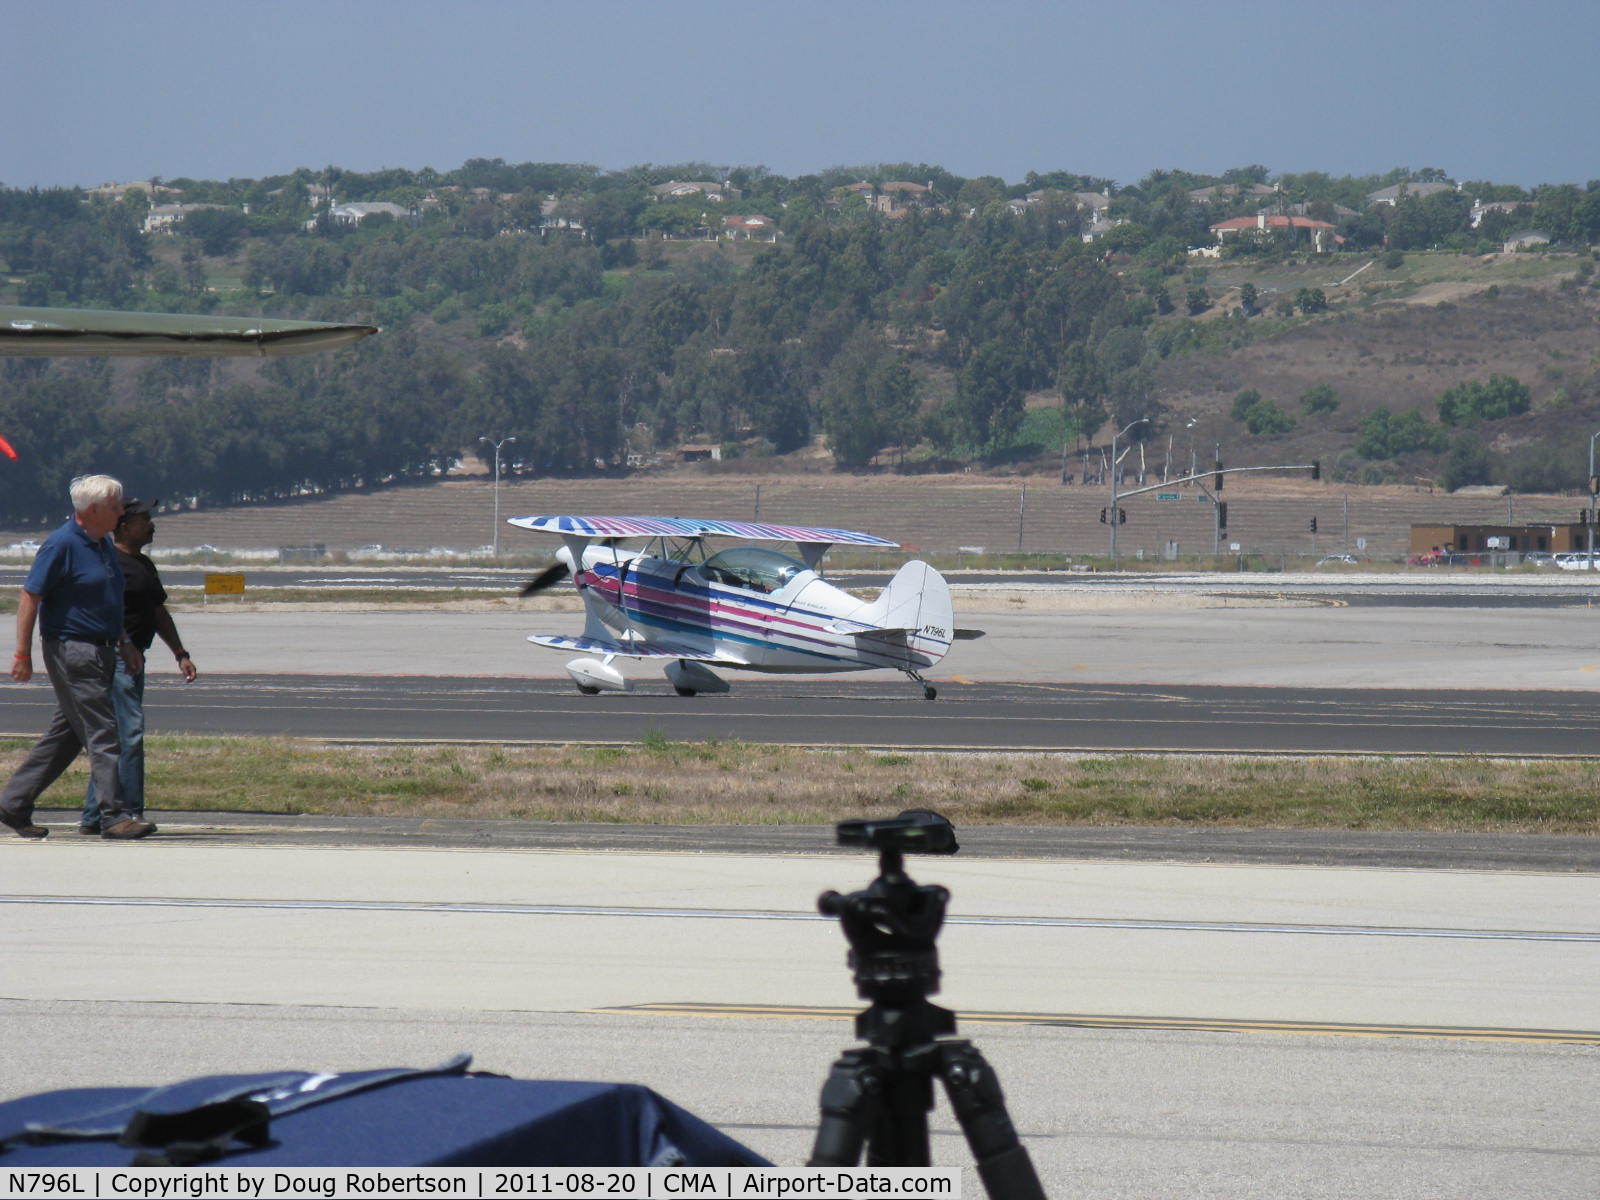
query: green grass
[{"left": 7, "top": 736, "right": 1598, "bottom": 833}]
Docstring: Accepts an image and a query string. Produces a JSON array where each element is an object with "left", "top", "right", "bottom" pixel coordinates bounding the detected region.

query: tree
[
  {"left": 951, "top": 339, "right": 1028, "bottom": 454},
  {"left": 1437, "top": 375, "right": 1532, "bottom": 425},
  {"left": 1294, "top": 287, "right": 1327, "bottom": 314},
  {"left": 817, "top": 329, "right": 921, "bottom": 467},
  {"left": 1242, "top": 398, "right": 1295, "bottom": 436},
  {"left": 1230, "top": 389, "right": 1262, "bottom": 423},
  {"left": 1299, "top": 384, "right": 1339, "bottom": 415},
  {"left": 1185, "top": 286, "right": 1209, "bottom": 315},
  {"left": 181, "top": 207, "right": 250, "bottom": 256},
  {"left": 1356, "top": 407, "right": 1447, "bottom": 459},
  {"left": 1237, "top": 282, "right": 1257, "bottom": 315}
]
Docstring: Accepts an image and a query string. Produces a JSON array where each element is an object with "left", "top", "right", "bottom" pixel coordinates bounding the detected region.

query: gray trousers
[{"left": 0, "top": 639, "right": 128, "bottom": 827}]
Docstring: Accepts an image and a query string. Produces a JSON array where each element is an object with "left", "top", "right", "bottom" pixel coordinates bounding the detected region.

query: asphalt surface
[
  {"left": 5, "top": 672, "right": 1596, "bottom": 756},
  {"left": 23, "top": 807, "right": 1599, "bottom": 872}
]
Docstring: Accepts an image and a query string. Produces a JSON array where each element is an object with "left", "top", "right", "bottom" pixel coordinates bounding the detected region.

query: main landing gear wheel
[
  {"left": 923, "top": 684, "right": 937, "bottom": 701},
  {"left": 576, "top": 684, "right": 601, "bottom": 695},
  {"left": 674, "top": 686, "right": 697, "bottom": 697}
]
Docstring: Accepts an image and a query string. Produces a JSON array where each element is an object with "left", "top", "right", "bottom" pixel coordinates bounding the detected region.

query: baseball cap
[{"left": 119, "top": 497, "right": 160, "bottom": 521}]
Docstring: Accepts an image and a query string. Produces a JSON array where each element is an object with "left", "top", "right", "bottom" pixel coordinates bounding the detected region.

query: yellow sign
[{"left": 203, "top": 572, "right": 246, "bottom": 596}]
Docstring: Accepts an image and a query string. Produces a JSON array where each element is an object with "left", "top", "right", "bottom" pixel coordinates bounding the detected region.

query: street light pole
[
  {"left": 1108, "top": 417, "right": 1149, "bottom": 562},
  {"left": 1588, "top": 430, "right": 1600, "bottom": 562},
  {"left": 479, "top": 435, "right": 518, "bottom": 557}
]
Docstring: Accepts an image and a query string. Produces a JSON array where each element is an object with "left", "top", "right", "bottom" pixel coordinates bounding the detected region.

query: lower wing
[{"left": 526, "top": 634, "right": 747, "bottom": 664}]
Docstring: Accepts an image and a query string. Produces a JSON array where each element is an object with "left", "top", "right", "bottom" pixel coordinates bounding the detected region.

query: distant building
[
  {"left": 722, "top": 214, "right": 778, "bottom": 241},
  {"left": 677, "top": 443, "right": 722, "bottom": 462},
  {"left": 1503, "top": 231, "right": 1551, "bottom": 252},
  {"left": 834, "top": 181, "right": 938, "bottom": 217},
  {"left": 1210, "top": 213, "right": 1339, "bottom": 252},
  {"left": 651, "top": 180, "right": 739, "bottom": 203},
  {"left": 1470, "top": 200, "right": 1529, "bottom": 228},
  {"left": 328, "top": 201, "right": 412, "bottom": 226},
  {"left": 1366, "top": 181, "right": 1455, "bottom": 206},
  {"left": 88, "top": 179, "right": 182, "bottom": 202},
  {"left": 1411, "top": 522, "right": 1585, "bottom": 555},
  {"left": 142, "top": 203, "right": 229, "bottom": 234},
  {"left": 1187, "top": 183, "right": 1278, "bottom": 203}
]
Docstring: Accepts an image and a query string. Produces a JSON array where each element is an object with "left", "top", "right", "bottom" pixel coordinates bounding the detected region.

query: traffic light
[
  {"left": 1213, "top": 460, "right": 1224, "bottom": 491},
  {"left": 1099, "top": 507, "right": 1108, "bottom": 524},
  {"left": 1217, "top": 502, "right": 1228, "bottom": 529},
  {"left": 1311, "top": 460, "right": 1321, "bottom": 481},
  {"left": 1309, "top": 517, "right": 1318, "bottom": 533},
  {"left": 1118, "top": 507, "right": 1127, "bottom": 524},
  {"left": 1580, "top": 511, "right": 1589, "bottom": 527}
]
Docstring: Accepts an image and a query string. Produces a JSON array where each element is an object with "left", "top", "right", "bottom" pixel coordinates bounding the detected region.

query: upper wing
[
  {"left": 525, "top": 633, "right": 747, "bottom": 664},
  {"left": 506, "top": 515, "right": 898, "bottom": 548},
  {"left": 0, "top": 305, "right": 377, "bottom": 358}
]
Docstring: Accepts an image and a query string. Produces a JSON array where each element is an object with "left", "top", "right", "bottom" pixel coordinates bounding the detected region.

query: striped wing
[{"left": 506, "top": 515, "right": 897, "bottom": 548}]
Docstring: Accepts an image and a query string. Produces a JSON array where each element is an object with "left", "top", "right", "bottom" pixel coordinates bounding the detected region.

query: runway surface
[
  {"left": 4, "top": 672, "right": 1596, "bottom": 756},
  {"left": 3, "top": 840, "right": 1596, "bottom": 1198}
]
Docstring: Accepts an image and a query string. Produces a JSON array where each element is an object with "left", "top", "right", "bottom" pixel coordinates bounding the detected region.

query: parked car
[
  {"left": 1555, "top": 553, "right": 1597, "bottom": 571},
  {"left": 1521, "top": 552, "right": 1558, "bottom": 567},
  {"left": 1316, "top": 554, "right": 1364, "bottom": 566}
]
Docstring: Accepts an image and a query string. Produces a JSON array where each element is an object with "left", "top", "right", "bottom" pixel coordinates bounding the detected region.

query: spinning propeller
[{"left": 520, "top": 561, "right": 570, "bottom": 596}]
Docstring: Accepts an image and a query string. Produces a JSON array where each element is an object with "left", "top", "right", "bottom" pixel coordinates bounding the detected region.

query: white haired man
[{"left": 0, "top": 474, "right": 154, "bottom": 840}]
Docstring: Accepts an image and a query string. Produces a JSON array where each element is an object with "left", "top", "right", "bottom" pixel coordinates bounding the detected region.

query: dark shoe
[
  {"left": 1, "top": 811, "right": 48, "bottom": 839},
  {"left": 101, "top": 818, "right": 156, "bottom": 840},
  {"left": 78, "top": 824, "right": 101, "bottom": 836}
]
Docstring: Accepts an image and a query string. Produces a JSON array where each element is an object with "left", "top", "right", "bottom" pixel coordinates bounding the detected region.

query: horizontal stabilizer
[
  {"left": 526, "top": 633, "right": 745, "bottom": 664},
  {"left": 954, "top": 628, "right": 986, "bottom": 641}
]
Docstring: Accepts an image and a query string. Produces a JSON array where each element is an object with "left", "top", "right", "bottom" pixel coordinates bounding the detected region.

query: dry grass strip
[{"left": 5, "top": 735, "right": 1597, "bottom": 833}]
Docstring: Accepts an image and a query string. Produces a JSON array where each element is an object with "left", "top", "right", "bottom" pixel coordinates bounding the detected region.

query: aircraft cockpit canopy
[{"left": 702, "top": 546, "right": 810, "bottom": 593}]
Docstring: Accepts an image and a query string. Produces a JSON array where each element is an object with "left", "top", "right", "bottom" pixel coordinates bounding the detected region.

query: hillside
[
  {"left": 1, "top": 470, "right": 1579, "bottom": 565},
  {"left": 1145, "top": 257, "right": 1600, "bottom": 490}
]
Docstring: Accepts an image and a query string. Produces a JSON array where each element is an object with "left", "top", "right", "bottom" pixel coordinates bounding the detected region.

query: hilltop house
[
  {"left": 1366, "top": 181, "right": 1455, "bottom": 206},
  {"left": 722, "top": 214, "right": 778, "bottom": 242},
  {"left": 142, "top": 203, "right": 230, "bottom": 234},
  {"left": 651, "top": 180, "right": 739, "bottom": 203},
  {"left": 328, "top": 201, "right": 412, "bottom": 226},
  {"left": 835, "top": 181, "right": 938, "bottom": 217},
  {"left": 1210, "top": 213, "right": 1339, "bottom": 252}
]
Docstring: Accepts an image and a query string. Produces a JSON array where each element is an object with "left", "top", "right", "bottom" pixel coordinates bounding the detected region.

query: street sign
[
  {"left": 1157, "top": 492, "right": 1179, "bottom": 500},
  {"left": 1197, "top": 495, "right": 1213, "bottom": 503}
]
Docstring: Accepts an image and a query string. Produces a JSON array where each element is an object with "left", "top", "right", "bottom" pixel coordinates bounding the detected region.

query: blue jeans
[{"left": 81, "top": 658, "right": 145, "bottom": 827}]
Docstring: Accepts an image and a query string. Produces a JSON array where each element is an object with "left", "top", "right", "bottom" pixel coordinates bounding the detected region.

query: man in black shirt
[{"left": 79, "top": 498, "right": 198, "bottom": 834}]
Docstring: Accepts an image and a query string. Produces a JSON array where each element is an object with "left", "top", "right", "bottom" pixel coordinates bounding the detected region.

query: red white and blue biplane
[{"left": 510, "top": 515, "right": 979, "bottom": 699}]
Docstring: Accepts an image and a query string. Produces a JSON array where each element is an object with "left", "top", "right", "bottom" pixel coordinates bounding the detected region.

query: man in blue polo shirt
[{"left": 0, "top": 474, "right": 154, "bottom": 840}]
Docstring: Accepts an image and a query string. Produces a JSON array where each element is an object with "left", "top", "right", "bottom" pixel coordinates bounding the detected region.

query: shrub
[
  {"left": 1230, "top": 388, "right": 1262, "bottom": 422},
  {"left": 1436, "top": 374, "right": 1531, "bottom": 425},
  {"left": 1300, "top": 384, "right": 1340, "bottom": 415}
]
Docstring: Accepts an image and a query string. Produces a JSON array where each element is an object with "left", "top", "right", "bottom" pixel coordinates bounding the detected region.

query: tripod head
[{"left": 818, "top": 811, "right": 960, "bottom": 1034}]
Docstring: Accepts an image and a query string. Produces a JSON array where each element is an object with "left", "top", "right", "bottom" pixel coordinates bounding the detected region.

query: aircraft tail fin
[{"left": 853, "top": 560, "right": 954, "bottom": 664}]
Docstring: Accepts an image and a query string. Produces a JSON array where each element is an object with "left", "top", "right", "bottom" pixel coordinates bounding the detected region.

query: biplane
[{"left": 510, "top": 515, "right": 980, "bottom": 699}]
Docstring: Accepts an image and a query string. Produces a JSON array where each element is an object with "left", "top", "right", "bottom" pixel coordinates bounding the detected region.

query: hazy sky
[{"left": 7, "top": 0, "right": 1597, "bottom": 190}]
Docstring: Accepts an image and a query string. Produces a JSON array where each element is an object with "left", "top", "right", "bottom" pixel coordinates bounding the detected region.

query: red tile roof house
[
  {"left": 722, "top": 214, "right": 779, "bottom": 242},
  {"left": 1210, "top": 213, "right": 1340, "bottom": 252}
]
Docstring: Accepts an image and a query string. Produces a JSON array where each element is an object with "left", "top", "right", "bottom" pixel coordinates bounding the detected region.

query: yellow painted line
[{"left": 599, "top": 1002, "right": 1600, "bottom": 1046}]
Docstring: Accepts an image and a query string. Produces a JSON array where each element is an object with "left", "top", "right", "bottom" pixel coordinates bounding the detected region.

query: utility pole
[
  {"left": 1589, "top": 430, "right": 1600, "bottom": 560},
  {"left": 478, "top": 434, "right": 517, "bottom": 557},
  {"left": 1107, "top": 417, "right": 1149, "bottom": 562}
]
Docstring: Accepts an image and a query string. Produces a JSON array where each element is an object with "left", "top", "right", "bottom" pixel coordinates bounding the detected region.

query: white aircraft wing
[
  {"left": 507, "top": 515, "right": 898, "bottom": 548},
  {"left": 525, "top": 633, "right": 748, "bottom": 664}
]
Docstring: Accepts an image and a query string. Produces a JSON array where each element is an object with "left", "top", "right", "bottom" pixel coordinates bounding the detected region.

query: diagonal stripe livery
[{"left": 510, "top": 514, "right": 978, "bottom": 698}]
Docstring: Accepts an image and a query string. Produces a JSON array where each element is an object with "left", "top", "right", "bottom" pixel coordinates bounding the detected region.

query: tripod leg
[
  {"left": 936, "top": 1041, "right": 1047, "bottom": 1200},
  {"left": 807, "top": 1048, "right": 881, "bottom": 1167}
]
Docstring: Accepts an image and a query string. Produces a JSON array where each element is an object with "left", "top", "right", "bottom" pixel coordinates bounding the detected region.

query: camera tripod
[{"left": 808, "top": 814, "right": 1046, "bottom": 1200}]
